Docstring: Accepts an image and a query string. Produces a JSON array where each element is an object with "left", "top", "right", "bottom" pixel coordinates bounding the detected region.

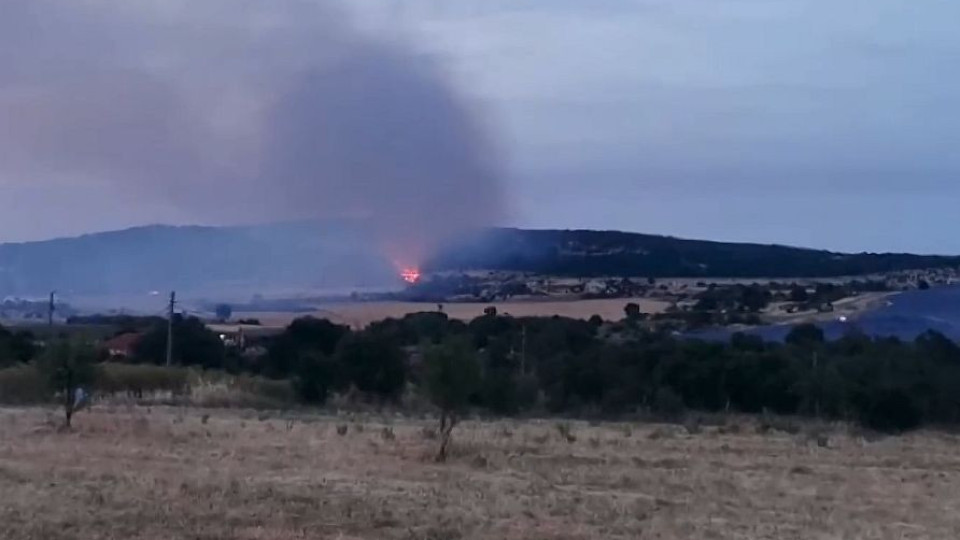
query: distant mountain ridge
[
  {"left": 2, "top": 223, "right": 959, "bottom": 297},
  {"left": 0, "top": 221, "right": 394, "bottom": 298}
]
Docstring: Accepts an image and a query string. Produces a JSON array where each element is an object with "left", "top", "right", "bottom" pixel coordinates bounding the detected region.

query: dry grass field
[
  {"left": 239, "top": 297, "right": 669, "bottom": 329},
  {"left": 4, "top": 408, "right": 960, "bottom": 539}
]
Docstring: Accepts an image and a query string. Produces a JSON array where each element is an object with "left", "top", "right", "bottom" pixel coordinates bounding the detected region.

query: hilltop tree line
[
  {"left": 427, "top": 228, "right": 960, "bottom": 278},
  {"left": 4, "top": 311, "right": 960, "bottom": 434}
]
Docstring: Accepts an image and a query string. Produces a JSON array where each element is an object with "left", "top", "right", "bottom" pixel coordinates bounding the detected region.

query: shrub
[
  {"left": 97, "top": 363, "right": 190, "bottom": 397},
  {"left": 189, "top": 373, "right": 295, "bottom": 409},
  {"left": 859, "top": 388, "right": 923, "bottom": 433},
  {"left": 481, "top": 369, "right": 521, "bottom": 415},
  {"left": 267, "top": 317, "right": 350, "bottom": 378},
  {"left": 652, "top": 388, "right": 686, "bottom": 421},
  {"left": 234, "top": 375, "right": 296, "bottom": 406},
  {"left": 515, "top": 374, "right": 541, "bottom": 412},
  {"left": 554, "top": 421, "right": 576, "bottom": 443},
  {"left": 0, "top": 364, "right": 49, "bottom": 404},
  {"left": 36, "top": 339, "right": 98, "bottom": 427},
  {"left": 0, "top": 327, "right": 37, "bottom": 366},
  {"left": 336, "top": 332, "right": 408, "bottom": 401},
  {"left": 292, "top": 352, "right": 341, "bottom": 404},
  {"left": 423, "top": 338, "right": 482, "bottom": 461}
]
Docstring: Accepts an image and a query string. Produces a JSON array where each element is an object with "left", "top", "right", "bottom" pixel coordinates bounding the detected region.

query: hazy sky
[{"left": 3, "top": 0, "right": 960, "bottom": 254}]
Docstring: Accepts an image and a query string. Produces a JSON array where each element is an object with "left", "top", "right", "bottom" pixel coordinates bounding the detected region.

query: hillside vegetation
[
  {"left": 2, "top": 223, "right": 959, "bottom": 297},
  {"left": 429, "top": 228, "right": 960, "bottom": 278}
]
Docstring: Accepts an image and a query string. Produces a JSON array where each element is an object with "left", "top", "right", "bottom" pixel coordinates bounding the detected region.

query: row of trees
[
  {"left": 6, "top": 311, "right": 960, "bottom": 438},
  {"left": 248, "top": 312, "right": 960, "bottom": 434}
]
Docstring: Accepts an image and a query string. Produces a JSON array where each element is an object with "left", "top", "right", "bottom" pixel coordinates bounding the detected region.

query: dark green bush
[
  {"left": 652, "top": 388, "right": 686, "bottom": 421},
  {"left": 336, "top": 332, "right": 408, "bottom": 401},
  {"left": 0, "top": 364, "right": 49, "bottom": 404},
  {"left": 860, "top": 388, "right": 923, "bottom": 433},
  {"left": 292, "top": 352, "right": 341, "bottom": 404}
]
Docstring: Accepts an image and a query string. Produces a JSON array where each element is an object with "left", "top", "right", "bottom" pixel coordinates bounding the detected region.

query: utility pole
[
  {"left": 520, "top": 324, "right": 527, "bottom": 375},
  {"left": 48, "top": 291, "right": 56, "bottom": 327},
  {"left": 166, "top": 291, "right": 176, "bottom": 366},
  {"left": 812, "top": 350, "right": 820, "bottom": 418}
]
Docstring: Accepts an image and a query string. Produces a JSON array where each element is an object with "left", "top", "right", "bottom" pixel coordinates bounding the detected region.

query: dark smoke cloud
[{"left": 0, "top": 0, "right": 504, "bottom": 267}]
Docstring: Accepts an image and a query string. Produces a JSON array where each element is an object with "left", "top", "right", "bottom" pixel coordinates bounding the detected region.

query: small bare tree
[
  {"left": 37, "top": 338, "right": 97, "bottom": 428},
  {"left": 423, "top": 338, "right": 481, "bottom": 462}
]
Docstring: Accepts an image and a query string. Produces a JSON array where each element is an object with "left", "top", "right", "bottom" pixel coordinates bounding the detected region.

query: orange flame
[{"left": 400, "top": 267, "right": 421, "bottom": 284}]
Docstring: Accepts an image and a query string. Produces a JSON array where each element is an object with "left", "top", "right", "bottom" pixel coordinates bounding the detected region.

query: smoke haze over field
[{"left": 0, "top": 0, "right": 505, "bottom": 266}]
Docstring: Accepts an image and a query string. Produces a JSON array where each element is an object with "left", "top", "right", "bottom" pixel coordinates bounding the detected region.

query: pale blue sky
[
  {"left": 2, "top": 0, "right": 959, "bottom": 254},
  {"left": 351, "top": 0, "right": 960, "bottom": 253}
]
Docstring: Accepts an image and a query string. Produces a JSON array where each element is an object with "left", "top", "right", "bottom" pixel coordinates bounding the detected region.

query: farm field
[
  {"left": 2, "top": 407, "right": 960, "bottom": 539},
  {"left": 239, "top": 297, "right": 669, "bottom": 328}
]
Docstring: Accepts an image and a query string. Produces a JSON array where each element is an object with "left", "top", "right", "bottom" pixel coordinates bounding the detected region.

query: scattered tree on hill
[
  {"left": 740, "top": 284, "right": 772, "bottom": 312},
  {"left": 423, "top": 338, "right": 482, "bottom": 462},
  {"left": 789, "top": 285, "right": 809, "bottom": 302},
  {"left": 624, "top": 302, "right": 642, "bottom": 320},
  {"left": 37, "top": 338, "right": 97, "bottom": 428}
]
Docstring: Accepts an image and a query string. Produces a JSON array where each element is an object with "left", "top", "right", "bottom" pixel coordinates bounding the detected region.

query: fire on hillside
[{"left": 400, "top": 267, "right": 422, "bottom": 284}]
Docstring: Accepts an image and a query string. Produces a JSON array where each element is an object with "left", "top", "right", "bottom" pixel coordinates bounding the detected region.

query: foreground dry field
[
  {"left": 2, "top": 407, "right": 960, "bottom": 540},
  {"left": 240, "top": 297, "right": 668, "bottom": 328}
]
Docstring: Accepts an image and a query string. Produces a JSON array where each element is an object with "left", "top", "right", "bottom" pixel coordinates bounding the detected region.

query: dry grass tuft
[{"left": 554, "top": 421, "right": 576, "bottom": 443}]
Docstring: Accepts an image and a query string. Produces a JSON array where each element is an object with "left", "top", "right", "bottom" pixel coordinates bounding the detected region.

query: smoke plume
[{"left": 0, "top": 0, "right": 504, "bottom": 270}]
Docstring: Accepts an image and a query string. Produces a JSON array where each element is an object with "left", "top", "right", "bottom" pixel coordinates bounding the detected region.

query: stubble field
[
  {"left": 2, "top": 406, "right": 960, "bottom": 540},
  {"left": 239, "top": 297, "right": 668, "bottom": 329}
]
